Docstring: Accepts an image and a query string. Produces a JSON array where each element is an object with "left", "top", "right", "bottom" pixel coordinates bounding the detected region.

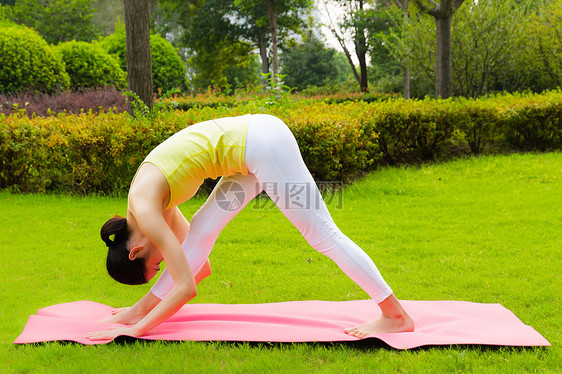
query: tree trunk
[
  {"left": 435, "top": 15, "right": 452, "bottom": 99},
  {"left": 399, "top": 0, "right": 411, "bottom": 99},
  {"left": 412, "top": 0, "right": 464, "bottom": 99},
  {"left": 356, "top": 41, "right": 368, "bottom": 92},
  {"left": 403, "top": 65, "right": 410, "bottom": 99},
  {"left": 355, "top": 0, "right": 368, "bottom": 92},
  {"left": 267, "top": 1, "right": 279, "bottom": 84},
  {"left": 323, "top": 1, "right": 361, "bottom": 87},
  {"left": 124, "top": 0, "right": 153, "bottom": 111},
  {"left": 258, "top": 27, "right": 270, "bottom": 76}
]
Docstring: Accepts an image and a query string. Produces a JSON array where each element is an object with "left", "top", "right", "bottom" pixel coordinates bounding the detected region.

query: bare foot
[
  {"left": 344, "top": 294, "right": 415, "bottom": 338},
  {"left": 344, "top": 313, "right": 414, "bottom": 338}
]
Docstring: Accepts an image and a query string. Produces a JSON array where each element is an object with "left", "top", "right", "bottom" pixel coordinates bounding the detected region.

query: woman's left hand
[{"left": 86, "top": 326, "right": 139, "bottom": 341}]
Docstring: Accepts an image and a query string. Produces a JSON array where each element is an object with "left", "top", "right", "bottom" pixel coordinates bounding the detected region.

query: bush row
[
  {"left": 0, "top": 91, "right": 560, "bottom": 195},
  {"left": 0, "top": 88, "right": 390, "bottom": 118},
  {"left": 0, "top": 23, "right": 70, "bottom": 93},
  {"left": 0, "top": 87, "right": 127, "bottom": 117},
  {"left": 0, "top": 22, "right": 186, "bottom": 94},
  {"left": 160, "top": 90, "right": 397, "bottom": 111}
]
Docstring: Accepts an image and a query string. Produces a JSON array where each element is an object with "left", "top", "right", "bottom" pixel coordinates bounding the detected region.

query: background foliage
[
  {"left": 98, "top": 23, "right": 187, "bottom": 93},
  {"left": 56, "top": 40, "right": 126, "bottom": 90},
  {"left": 0, "top": 23, "right": 70, "bottom": 94},
  {"left": 384, "top": 0, "right": 562, "bottom": 98},
  {"left": 280, "top": 32, "right": 349, "bottom": 91},
  {"left": 1, "top": 90, "right": 560, "bottom": 194},
  {"left": 1, "top": 0, "right": 560, "bottom": 96},
  {"left": 6, "top": 0, "right": 101, "bottom": 44}
]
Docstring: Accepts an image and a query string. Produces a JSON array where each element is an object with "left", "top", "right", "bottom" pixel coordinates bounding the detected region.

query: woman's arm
[
  {"left": 129, "top": 203, "right": 197, "bottom": 326},
  {"left": 100, "top": 207, "right": 211, "bottom": 326},
  {"left": 87, "top": 182, "right": 197, "bottom": 340},
  {"left": 100, "top": 291, "right": 161, "bottom": 325},
  {"left": 168, "top": 207, "right": 212, "bottom": 283},
  {"left": 101, "top": 259, "right": 211, "bottom": 326},
  {"left": 88, "top": 222, "right": 196, "bottom": 340}
]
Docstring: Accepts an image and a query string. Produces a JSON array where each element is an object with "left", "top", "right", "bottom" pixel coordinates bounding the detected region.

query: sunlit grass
[{"left": 1, "top": 152, "right": 560, "bottom": 372}]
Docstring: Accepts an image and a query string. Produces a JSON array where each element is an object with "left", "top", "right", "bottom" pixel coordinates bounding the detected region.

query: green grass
[{"left": 1, "top": 152, "right": 560, "bottom": 373}]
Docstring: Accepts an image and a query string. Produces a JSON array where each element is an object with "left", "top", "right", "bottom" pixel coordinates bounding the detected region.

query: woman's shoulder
[{"left": 129, "top": 163, "right": 170, "bottom": 212}]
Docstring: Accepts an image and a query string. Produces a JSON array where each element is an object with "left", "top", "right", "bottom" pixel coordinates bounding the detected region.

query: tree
[
  {"left": 383, "top": 0, "right": 559, "bottom": 97},
  {"left": 233, "top": 1, "right": 271, "bottom": 76},
  {"left": 124, "top": 0, "right": 153, "bottom": 110},
  {"left": 8, "top": 0, "right": 101, "bottom": 44},
  {"left": 362, "top": 1, "right": 404, "bottom": 94},
  {"left": 517, "top": 0, "right": 562, "bottom": 91},
  {"left": 323, "top": 1, "right": 357, "bottom": 89},
  {"left": 346, "top": 0, "right": 370, "bottom": 91},
  {"left": 235, "top": 0, "right": 312, "bottom": 84},
  {"left": 451, "top": 0, "right": 521, "bottom": 98},
  {"left": 280, "top": 32, "right": 348, "bottom": 90},
  {"left": 391, "top": 0, "right": 410, "bottom": 98},
  {"left": 92, "top": 0, "right": 124, "bottom": 37},
  {"left": 383, "top": 6, "right": 437, "bottom": 97},
  {"left": 323, "top": 0, "right": 372, "bottom": 92},
  {"left": 156, "top": 0, "right": 310, "bottom": 90},
  {"left": 156, "top": 0, "right": 256, "bottom": 90},
  {"left": 412, "top": 0, "right": 465, "bottom": 99}
]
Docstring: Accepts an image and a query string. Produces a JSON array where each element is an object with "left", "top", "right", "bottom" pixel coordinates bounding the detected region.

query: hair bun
[{"left": 100, "top": 216, "right": 128, "bottom": 247}]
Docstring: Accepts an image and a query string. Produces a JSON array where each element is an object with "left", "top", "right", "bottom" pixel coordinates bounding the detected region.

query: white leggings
[{"left": 151, "top": 114, "right": 393, "bottom": 303}]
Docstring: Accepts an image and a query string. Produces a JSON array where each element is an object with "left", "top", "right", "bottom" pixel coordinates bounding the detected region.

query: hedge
[
  {"left": 0, "top": 91, "right": 560, "bottom": 195},
  {"left": 0, "top": 23, "right": 70, "bottom": 94},
  {"left": 56, "top": 41, "right": 126, "bottom": 90},
  {"left": 160, "top": 90, "right": 397, "bottom": 111}
]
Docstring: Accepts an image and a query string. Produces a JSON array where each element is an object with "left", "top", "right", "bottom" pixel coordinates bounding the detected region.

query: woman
[{"left": 86, "top": 114, "right": 414, "bottom": 341}]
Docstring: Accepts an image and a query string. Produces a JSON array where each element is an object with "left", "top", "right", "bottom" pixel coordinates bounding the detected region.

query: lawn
[{"left": 1, "top": 152, "right": 560, "bottom": 373}]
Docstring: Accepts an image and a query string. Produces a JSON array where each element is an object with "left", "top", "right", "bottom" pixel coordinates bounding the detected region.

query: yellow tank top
[{"left": 142, "top": 115, "right": 250, "bottom": 208}]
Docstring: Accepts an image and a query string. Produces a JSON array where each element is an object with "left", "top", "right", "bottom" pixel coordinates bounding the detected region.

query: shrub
[
  {"left": 0, "top": 87, "right": 127, "bottom": 117},
  {"left": 372, "top": 98, "right": 467, "bottom": 163},
  {"left": 149, "top": 34, "right": 188, "bottom": 93},
  {"left": 97, "top": 26, "right": 126, "bottom": 70},
  {"left": 0, "top": 109, "right": 237, "bottom": 194},
  {"left": 158, "top": 90, "right": 397, "bottom": 112},
  {"left": 56, "top": 41, "right": 126, "bottom": 90},
  {"left": 1, "top": 91, "right": 560, "bottom": 195},
  {"left": 282, "top": 102, "right": 379, "bottom": 181},
  {"left": 99, "top": 27, "right": 187, "bottom": 94},
  {"left": 0, "top": 24, "right": 70, "bottom": 94},
  {"left": 455, "top": 98, "right": 499, "bottom": 154},
  {"left": 495, "top": 92, "right": 562, "bottom": 151},
  {"left": 7, "top": 0, "right": 101, "bottom": 45}
]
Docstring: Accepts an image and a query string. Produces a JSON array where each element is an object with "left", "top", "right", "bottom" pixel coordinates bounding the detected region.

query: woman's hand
[
  {"left": 100, "top": 307, "right": 137, "bottom": 325},
  {"left": 86, "top": 326, "right": 140, "bottom": 341}
]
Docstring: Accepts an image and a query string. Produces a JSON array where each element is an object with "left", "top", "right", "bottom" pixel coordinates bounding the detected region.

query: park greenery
[
  {"left": 0, "top": 0, "right": 560, "bottom": 97},
  {"left": 0, "top": 2, "right": 560, "bottom": 197}
]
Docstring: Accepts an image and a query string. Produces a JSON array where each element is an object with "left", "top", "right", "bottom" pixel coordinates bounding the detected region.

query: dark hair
[{"left": 100, "top": 216, "right": 147, "bottom": 285}]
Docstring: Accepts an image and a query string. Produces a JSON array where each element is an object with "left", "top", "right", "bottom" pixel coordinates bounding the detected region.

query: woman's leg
[
  {"left": 151, "top": 173, "right": 262, "bottom": 299},
  {"left": 245, "top": 114, "right": 414, "bottom": 335}
]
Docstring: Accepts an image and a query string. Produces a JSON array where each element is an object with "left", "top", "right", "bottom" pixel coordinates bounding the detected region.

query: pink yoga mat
[{"left": 14, "top": 300, "right": 550, "bottom": 349}]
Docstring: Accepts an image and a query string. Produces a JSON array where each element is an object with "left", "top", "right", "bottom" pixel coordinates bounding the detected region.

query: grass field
[{"left": 1, "top": 152, "right": 560, "bottom": 373}]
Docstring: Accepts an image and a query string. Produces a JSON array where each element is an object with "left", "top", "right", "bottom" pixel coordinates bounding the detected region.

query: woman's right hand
[
  {"left": 100, "top": 291, "right": 162, "bottom": 325},
  {"left": 100, "top": 307, "right": 141, "bottom": 325}
]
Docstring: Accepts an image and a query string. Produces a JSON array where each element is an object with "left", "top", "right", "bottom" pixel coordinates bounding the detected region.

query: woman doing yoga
[{"left": 86, "top": 114, "right": 414, "bottom": 341}]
